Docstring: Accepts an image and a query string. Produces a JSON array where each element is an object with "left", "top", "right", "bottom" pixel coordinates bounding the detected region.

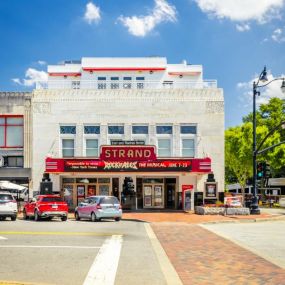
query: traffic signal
[
  {"left": 257, "top": 162, "right": 265, "bottom": 180},
  {"left": 264, "top": 163, "right": 271, "bottom": 178}
]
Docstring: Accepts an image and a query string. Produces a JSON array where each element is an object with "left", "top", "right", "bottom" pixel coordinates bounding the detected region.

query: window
[
  {"left": 84, "top": 126, "right": 100, "bottom": 134},
  {"left": 136, "top": 77, "right": 145, "bottom": 89},
  {"left": 98, "top": 77, "right": 106, "bottom": 89},
  {"left": 7, "top": 156, "right": 24, "bottom": 167},
  {"left": 72, "top": 81, "right": 80, "bottom": 90},
  {"left": 0, "top": 116, "right": 24, "bottom": 148},
  {"left": 182, "top": 139, "right": 195, "bottom": 157},
  {"left": 60, "top": 126, "right": 76, "bottom": 134},
  {"left": 181, "top": 125, "right": 197, "bottom": 134},
  {"left": 108, "top": 125, "right": 124, "bottom": 134},
  {"left": 156, "top": 126, "right": 172, "bottom": 134},
  {"left": 86, "top": 139, "right": 99, "bottom": 157},
  {"left": 132, "top": 125, "right": 148, "bottom": 134},
  {"left": 123, "top": 77, "right": 132, "bottom": 89},
  {"left": 157, "top": 139, "right": 171, "bottom": 157},
  {"left": 111, "top": 77, "right": 119, "bottom": 89},
  {"left": 62, "top": 139, "right": 75, "bottom": 157}
]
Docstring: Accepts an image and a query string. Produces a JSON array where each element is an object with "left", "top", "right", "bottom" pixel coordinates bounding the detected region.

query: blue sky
[{"left": 0, "top": 0, "right": 285, "bottom": 128}]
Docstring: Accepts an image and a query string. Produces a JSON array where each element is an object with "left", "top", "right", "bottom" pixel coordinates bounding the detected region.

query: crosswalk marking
[
  {"left": 0, "top": 236, "right": 7, "bottom": 240},
  {"left": 83, "top": 235, "right": 123, "bottom": 285},
  {"left": 0, "top": 245, "right": 100, "bottom": 249}
]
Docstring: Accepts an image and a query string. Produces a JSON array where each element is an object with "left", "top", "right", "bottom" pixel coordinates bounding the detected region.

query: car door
[
  {"left": 79, "top": 199, "right": 90, "bottom": 218},
  {"left": 26, "top": 197, "right": 37, "bottom": 215}
]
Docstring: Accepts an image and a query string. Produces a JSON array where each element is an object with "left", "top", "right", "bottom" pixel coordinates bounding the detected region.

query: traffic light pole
[{"left": 251, "top": 81, "right": 260, "bottom": 214}]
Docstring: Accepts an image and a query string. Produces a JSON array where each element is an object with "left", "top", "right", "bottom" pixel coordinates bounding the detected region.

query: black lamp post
[{"left": 251, "top": 67, "right": 285, "bottom": 214}]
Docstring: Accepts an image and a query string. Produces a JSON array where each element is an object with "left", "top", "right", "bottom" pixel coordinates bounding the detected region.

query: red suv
[{"left": 23, "top": 195, "right": 68, "bottom": 221}]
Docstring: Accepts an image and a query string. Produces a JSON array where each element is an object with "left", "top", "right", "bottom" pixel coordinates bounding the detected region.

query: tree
[{"left": 226, "top": 97, "right": 285, "bottom": 197}]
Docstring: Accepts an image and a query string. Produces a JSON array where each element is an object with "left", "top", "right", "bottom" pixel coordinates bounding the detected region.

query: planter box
[{"left": 195, "top": 206, "right": 250, "bottom": 215}]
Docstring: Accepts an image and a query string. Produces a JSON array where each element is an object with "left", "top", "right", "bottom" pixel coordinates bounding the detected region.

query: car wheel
[
  {"left": 34, "top": 210, "right": 40, "bottom": 221},
  {"left": 91, "top": 212, "right": 97, "bottom": 222},
  {"left": 61, "top": 216, "right": 67, "bottom": 222},
  {"left": 0, "top": 217, "right": 4, "bottom": 221},
  {"left": 115, "top": 217, "right": 121, "bottom": 222},
  {"left": 23, "top": 210, "right": 28, "bottom": 220},
  {"left": 75, "top": 212, "right": 80, "bottom": 221},
  {"left": 11, "top": 215, "right": 17, "bottom": 221}
]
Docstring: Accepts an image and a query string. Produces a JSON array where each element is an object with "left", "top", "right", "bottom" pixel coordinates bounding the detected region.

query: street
[
  {"left": 1, "top": 217, "right": 285, "bottom": 285},
  {"left": 0, "top": 218, "right": 177, "bottom": 285}
]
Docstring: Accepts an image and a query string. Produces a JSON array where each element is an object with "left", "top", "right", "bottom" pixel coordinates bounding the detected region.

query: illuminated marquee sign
[
  {"left": 100, "top": 146, "right": 156, "bottom": 161},
  {"left": 63, "top": 159, "right": 191, "bottom": 172}
]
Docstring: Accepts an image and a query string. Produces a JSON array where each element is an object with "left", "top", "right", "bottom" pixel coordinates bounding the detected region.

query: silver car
[
  {"left": 0, "top": 192, "right": 18, "bottom": 221},
  {"left": 75, "top": 196, "right": 122, "bottom": 222}
]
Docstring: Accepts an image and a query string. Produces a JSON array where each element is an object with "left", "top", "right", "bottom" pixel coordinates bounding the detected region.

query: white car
[
  {"left": 279, "top": 198, "right": 285, "bottom": 208},
  {"left": 0, "top": 192, "right": 18, "bottom": 221}
]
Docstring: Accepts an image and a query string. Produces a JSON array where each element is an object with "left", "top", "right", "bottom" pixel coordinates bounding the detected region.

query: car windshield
[
  {"left": 0, "top": 194, "right": 14, "bottom": 201},
  {"left": 100, "top": 197, "right": 119, "bottom": 204},
  {"left": 42, "top": 197, "right": 63, "bottom": 202}
]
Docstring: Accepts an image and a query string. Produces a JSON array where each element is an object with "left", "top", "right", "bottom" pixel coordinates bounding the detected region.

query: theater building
[{"left": 32, "top": 57, "right": 224, "bottom": 210}]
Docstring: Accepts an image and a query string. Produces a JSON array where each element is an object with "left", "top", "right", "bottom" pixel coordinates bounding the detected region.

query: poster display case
[{"left": 143, "top": 184, "right": 164, "bottom": 208}]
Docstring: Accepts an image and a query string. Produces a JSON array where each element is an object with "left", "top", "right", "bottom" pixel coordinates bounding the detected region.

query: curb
[{"left": 201, "top": 215, "right": 285, "bottom": 224}]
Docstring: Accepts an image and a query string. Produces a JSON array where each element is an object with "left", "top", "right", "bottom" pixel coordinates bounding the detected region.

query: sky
[{"left": 0, "top": 0, "right": 285, "bottom": 128}]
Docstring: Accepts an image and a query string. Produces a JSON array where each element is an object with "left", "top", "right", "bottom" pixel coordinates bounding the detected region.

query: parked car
[
  {"left": 75, "top": 196, "right": 122, "bottom": 222},
  {"left": 0, "top": 192, "right": 17, "bottom": 221},
  {"left": 279, "top": 198, "right": 285, "bottom": 208},
  {"left": 23, "top": 195, "right": 68, "bottom": 221}
]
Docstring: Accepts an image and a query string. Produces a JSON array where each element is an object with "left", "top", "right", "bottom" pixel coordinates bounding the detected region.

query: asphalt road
[{"left": 0, "top": 218, "right": 174, "bottom": 285}]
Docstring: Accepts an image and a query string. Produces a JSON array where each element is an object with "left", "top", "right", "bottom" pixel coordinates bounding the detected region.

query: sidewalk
[
  {"left": 151, "top": 223, "right": 285, "bottom": 285},
  {"left": 122, "top": 211, "right": 285, "bottom": 224}
]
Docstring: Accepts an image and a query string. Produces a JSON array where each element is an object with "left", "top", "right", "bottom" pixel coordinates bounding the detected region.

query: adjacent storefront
[{"left": 45, "top": 145, "right": 212, "bottom": 210}]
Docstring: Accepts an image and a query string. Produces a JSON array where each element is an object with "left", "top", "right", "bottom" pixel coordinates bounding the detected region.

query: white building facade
[{"left": 32, "top": 57, "right": 224, "bottom": 210}]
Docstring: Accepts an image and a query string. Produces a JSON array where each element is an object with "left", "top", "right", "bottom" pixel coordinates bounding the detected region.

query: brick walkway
[
  {"left": 151, "top": 223, "right": 285, "bottom": 285},
  {"left": 122, "top": 211, "right": 281, "bottom": 223}
]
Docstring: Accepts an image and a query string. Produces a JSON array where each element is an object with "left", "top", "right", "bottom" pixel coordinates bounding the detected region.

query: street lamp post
[{"left": 251, "top": 67, "right": 285, "bottom": 214}]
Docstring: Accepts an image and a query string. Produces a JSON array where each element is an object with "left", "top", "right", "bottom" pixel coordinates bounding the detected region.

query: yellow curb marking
[{"left": 0, "top": 231, "right": 123, "bottom": 237}]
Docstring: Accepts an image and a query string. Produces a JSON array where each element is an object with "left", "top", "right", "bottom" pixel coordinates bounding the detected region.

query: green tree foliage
[{"left": 226, "top": 98, "right": 285, "bottom": 189}]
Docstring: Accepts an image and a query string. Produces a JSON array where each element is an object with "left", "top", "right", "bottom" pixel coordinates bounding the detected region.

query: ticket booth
[{"left": 182, "top": 185, "right": 193, "bottom": 211}]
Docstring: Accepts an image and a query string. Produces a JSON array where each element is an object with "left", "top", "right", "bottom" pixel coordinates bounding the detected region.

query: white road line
[
  {"left": 83, "top": 235, "right": 123, "bottom": 285},
  {"left": 0, "top": 236, "right": 7, "bottom": 240},
  {"left": 0, "top": 245, "right": 100, "bottom": 249}
]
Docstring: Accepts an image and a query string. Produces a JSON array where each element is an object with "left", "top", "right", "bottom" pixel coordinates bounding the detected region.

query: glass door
[{"left": 77, "top": 185, "right": 85, "bottom": 205}]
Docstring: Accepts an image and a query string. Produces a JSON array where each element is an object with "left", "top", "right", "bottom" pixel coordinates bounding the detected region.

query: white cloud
[
  {"left": 12, "top": 68, "right": 48, "bottom": 87},
  {"left": 118, "top": 0, "right": 177, "bottom": 37},
  {"left": 194, "top": 0, "right": 284, "bottom": 23},
  {"left": 37, "top": 60, "right": 47, "bottom": 66},
  {"left": 236, "top": 23, "right": 250, "bottom": 32},
  {"left": 84, "top": 2, "right": 101, "bottom": 24},
  {"left": 237, "top": 72, "right": 285, "bottom": 108},
  {"left": 272, "top": 28, "right": 285, "bottom": 42}
]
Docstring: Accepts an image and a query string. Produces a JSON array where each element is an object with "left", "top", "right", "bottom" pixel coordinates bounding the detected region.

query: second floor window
[
  {"left": 84, "top": 126, "right": 100, "bottom": 134},
  {"left": 182, "top": 139, "right": 195, "bottom": 157},
  {"left": 132, "top": 125, "right": 148, "bottom": 134},
  {"left": 108, "top": 125, "right": 124, "bottom": 134},
  {"left": 86, "top": 139, "right": 99, "bottom": 157},
  {"left": 156, "top": 126, "right": 172, "bottom": 134},
  {"left": 62, "top": 139, "right": 74, "bottom": 157},
  {"left": 157, "top": 139, "right": 171, "bottom": 157},
  {"left": 60, "top": 126, "right": 76, "bottom": 134},
  {"left": 0, "top": 116, "right": 23, "bottom": 148}
]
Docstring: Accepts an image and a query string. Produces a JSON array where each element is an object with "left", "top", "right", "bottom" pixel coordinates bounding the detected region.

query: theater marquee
[{"left": 45, "top": 145, "right": 211, "bottom": 173}]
